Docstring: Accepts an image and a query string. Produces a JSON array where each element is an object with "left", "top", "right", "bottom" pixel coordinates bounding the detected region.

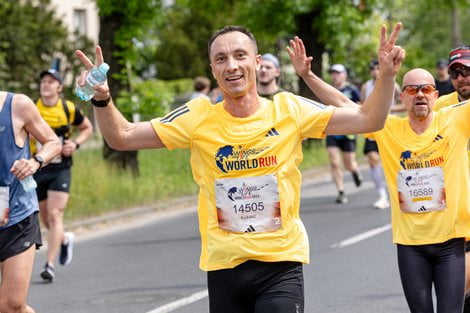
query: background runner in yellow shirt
[
  {"left": 366, "top": 68, "right": 470, "bottom": 313},
  {"left": 433, "top": 46, "right": 470, "bottom": 111},
  {"left": 431, "top": 45, "right": 470, "bottom": 313},
  {"left": 75, "top": 23, "right": 404, "bottom": 313},
  {"left": 33, "top": 69, "right": 93, "bottom": 282}
]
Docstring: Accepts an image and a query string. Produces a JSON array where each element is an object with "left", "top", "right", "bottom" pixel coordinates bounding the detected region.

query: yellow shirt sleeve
[
  {"left": 444, "top": 100, "right": 470, "bottom": 137},
  {"left": 151, "top": 98, "right": 211, "bottom": 150},
  {"left": 274, "top": 92, "right": 334, "bottom": 139},
  {"left": 433, "top": 92, "right": 459, "bottom": 111}
]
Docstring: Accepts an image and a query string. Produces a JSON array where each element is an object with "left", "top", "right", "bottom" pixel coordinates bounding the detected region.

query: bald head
[{"left": 402, "top": 68, "right": 435, "bottom": 88}]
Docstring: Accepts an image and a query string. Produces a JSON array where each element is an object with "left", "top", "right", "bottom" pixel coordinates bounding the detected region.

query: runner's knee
[{"left": 0, "top": 295, "right": 26, "bottom": 313}]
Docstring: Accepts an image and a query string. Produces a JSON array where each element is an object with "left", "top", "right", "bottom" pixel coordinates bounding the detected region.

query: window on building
[{"left": 73, "top": 9, "right": 87, "bottom": 36}]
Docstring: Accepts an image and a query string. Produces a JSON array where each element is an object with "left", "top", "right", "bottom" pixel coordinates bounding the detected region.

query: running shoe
[
  {"left": 59, "top": 232, "right": 75, "bottom": 266},
  {"left": 373, "top": 196, "right": 390, "bottom": 210},
  {"left": 336, "top": 192, "right": 348, "bottom": 204},
  {"left": 352, "top": 171, "right": 363, "bottom": 187},
  {"left": 40, "top": 263, "right": 55, "bottom": 282}
]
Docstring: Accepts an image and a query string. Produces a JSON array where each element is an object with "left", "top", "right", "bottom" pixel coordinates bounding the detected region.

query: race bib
[
  {"left": 0, "top": 186, "right": 10, "bottom": 226},
  {"left": 215, "top": 174, "right": 281, "bottom": 233},
  {"left": 397, "top": 167, "right": 446, "bottom": 213}
]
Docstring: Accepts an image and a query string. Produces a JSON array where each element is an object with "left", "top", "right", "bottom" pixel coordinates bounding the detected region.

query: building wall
[{"left": 49, "top": 0, "right": 100, "bottom": 44}]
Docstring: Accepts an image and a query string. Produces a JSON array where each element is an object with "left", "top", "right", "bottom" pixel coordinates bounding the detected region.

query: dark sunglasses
[
  {"left": 402, "top": 84, "right": 436, "bottom": 95},
  {"left": 448, "top": 67, "right": 470, "bottom": 79}
]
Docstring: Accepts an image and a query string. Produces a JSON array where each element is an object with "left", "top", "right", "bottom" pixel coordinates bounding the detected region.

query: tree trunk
[
  {"left": 99, "top": 13, "right": 139, "bottom": 175},
  {"left": 450, "top": 5, "right": 462, "bottom": 48},
  {"left": 294, "top": 11, "right": 326, "bottom": 101}
]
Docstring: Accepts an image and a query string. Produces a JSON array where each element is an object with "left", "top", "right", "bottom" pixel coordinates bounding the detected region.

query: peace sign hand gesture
[
  {"left": 378, "top": 22, "right": 405, "bottom": 77},
  {"left": 75, "top": 46, "right": 111, "bottom": 101}
]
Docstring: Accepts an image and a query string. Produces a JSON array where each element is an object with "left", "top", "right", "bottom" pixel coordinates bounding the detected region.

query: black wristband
[
  {"left": 33, "top": 155, "right": 44, "bottom": 169},
  {"left": 91, "top": 97, "right": 110, "bottom": 107},
  {"left": 73, "top": 140, "right": 80, "bottom": 150}
]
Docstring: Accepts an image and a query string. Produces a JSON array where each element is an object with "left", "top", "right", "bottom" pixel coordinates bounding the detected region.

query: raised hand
[
  {"left": 286, "top": 36, "right": 313, "bottom": 78},
  {"left": 75, "top": 46, "right": 110, "bottom": 101},
  {"left": 378, "top": 22, "right": 405, "bottom": 76}
]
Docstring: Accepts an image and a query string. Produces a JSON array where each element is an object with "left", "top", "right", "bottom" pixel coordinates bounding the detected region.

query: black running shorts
[
  {"left": 208, "top": 260, "right": 304, "bottom": 313},
  {"left": 34, "top": 167, "right": 71, "bottom": 201},
  {"left": 0, "top": 212, "right": 42, "bottom": 262},
  {"left": 326, "top": 135, "right": 356, "bottom": 152},
  {"left": 363, "top": 138, "right": 379, "bottom": 154}
]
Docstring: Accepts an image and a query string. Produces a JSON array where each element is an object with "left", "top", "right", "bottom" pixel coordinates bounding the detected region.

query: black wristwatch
[
  {"left": 73, "top": 140, "right": 80, "bottom": 150},
  {"left": 91, "top": 97, "right": 111, "bottom": 107},
  {"left": 33, "top": 155, "right": 44, "bottom": 169}
]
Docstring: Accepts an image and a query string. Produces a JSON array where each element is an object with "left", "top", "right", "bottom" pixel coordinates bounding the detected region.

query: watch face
[{"left": 34, "top": 155, "right": 44, "bottom": 165}]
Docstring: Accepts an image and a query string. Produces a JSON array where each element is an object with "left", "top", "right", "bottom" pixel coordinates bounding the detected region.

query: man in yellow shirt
[
  {"left": 75, "top": 23, "right": 404, "bottom": 313},
  {"left": 432, "top": 45, "right": 470, "bottom": 313},
  {"left": 434, "top": 46, "right": 470, "bottom": 111},
  {"left": 365, "top": 68, "right": 470, "bottom": 313},
  {"left": 34, "top": 69, "right": 93, "bottom": 282}
]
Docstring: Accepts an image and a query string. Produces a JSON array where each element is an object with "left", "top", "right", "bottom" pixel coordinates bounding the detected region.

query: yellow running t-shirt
[
  {"left": 433, "top": 91, "right": 459, "bottom": 112},
  {"left": 433, "top": 92, "right": 470, "bottom": 162},
  {"left": 367, "top": 101, "right": 470, "bottom": 245},
  {"left": 151, "top": 92, "right": 334, "bottom": 271}
]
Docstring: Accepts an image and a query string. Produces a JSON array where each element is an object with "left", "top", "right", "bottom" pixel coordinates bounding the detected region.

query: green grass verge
[{"left": 66, "top": 137, "right": 365, "bottom": 221}]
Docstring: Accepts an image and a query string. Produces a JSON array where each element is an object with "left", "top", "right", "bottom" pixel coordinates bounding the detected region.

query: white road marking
[
  {"left": 145, "top": 289, "right": 208, "bottom": 313},
  {"left": 330, "top": 223, "right": 392, "bottom": 248}
]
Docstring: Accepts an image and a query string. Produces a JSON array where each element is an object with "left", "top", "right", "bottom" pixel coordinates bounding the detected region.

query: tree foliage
[
  {"left": 96, "top": 0, "right": 164, "bottom": 96},
  {"left": 383, "top": 0, "right": 470, "bottom": 81},
  {"left": 95, "top": 0, "right": 165, "bottom": 173},
  {"left": 0, "top": 0, "right": 93, "bottom": 97},
  {"left": 150, "top": 0, "right": 380, "bottom": 97},
  {"left": 147, "top": 0, "right": 469, "bottom": 90}
]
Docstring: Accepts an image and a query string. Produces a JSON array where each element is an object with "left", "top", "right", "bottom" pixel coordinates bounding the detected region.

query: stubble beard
[{"left": 457, "top": 85, "right": 470, "bottom": 101}]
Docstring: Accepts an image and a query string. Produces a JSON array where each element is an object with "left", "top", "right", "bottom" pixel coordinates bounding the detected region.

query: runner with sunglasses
[
  {"left": 365, "top": 68, "right": 470, "bottom": 313},
  {"left": 293, "top": 43, "right": 470, "bottom": 311},
  {"left": 432, "top": 46, "right": 470, "bottom": 313},
  {"left": 434, "top": 46, "right": 470, "bottom": 111}
]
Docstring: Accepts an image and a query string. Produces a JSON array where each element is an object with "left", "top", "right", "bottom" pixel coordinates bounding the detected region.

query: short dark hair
[
  {"left": 368, "top": 60, "right": 379, "bottom": 70},
  {"left": 194, "top": 76, "right": 211, "bottom": 91},
  {"left": 207, "top": 25, "right": 258, "bottom": 57}
]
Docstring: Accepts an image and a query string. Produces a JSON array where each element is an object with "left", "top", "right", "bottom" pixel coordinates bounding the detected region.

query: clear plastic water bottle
[
  {"left": 76, "top": 63, "right": 110, "bottom": 101},
  {"left": 0, "top": 187, "right": 9, "bottom": 226},
  {"left": 20, "top": 175, "right": 37, "bottom": 192}
]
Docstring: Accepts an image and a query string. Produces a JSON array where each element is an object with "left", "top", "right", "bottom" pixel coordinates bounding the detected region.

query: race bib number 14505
[{"left": 215, "top": 175, "right": 281, "bottom": 233}]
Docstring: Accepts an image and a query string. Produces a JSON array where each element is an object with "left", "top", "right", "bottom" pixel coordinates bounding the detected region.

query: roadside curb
[
  {"left": 64, "top": 194, "right": 198, "bottom": 236},
  {"left": 64, "top": 163, "right": 368, "bottom": 236}
]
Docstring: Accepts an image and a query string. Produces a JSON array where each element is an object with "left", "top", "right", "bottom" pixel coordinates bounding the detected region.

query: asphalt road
[{"left": 28, "top": 170, "right": 409, "bottom": 313}]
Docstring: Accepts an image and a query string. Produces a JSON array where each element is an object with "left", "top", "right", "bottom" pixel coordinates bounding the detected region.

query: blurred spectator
[
  {"left": 257, "top": 53, "right": 284, "bottom": 99},
  {"left": 326, "top": 64, "right": 363, "bottom": 204},
  {"left": 435, "top": 59, "right": 454, "bottom": 96},
  {"left": 190, "top": 76, "right": 211, "bottom": 100}
]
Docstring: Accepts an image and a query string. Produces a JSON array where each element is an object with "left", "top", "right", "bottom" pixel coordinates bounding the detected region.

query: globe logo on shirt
[
  {"left": 215, "top": 145, "right": 234, "bottom": 173},
  {"left": 400, "top": 150, "right": 413, "bottom": 170}
]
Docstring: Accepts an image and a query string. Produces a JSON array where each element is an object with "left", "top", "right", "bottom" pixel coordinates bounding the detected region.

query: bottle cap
[{"left": 99, "top": 63, "right": 110, "bottom": 74}]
